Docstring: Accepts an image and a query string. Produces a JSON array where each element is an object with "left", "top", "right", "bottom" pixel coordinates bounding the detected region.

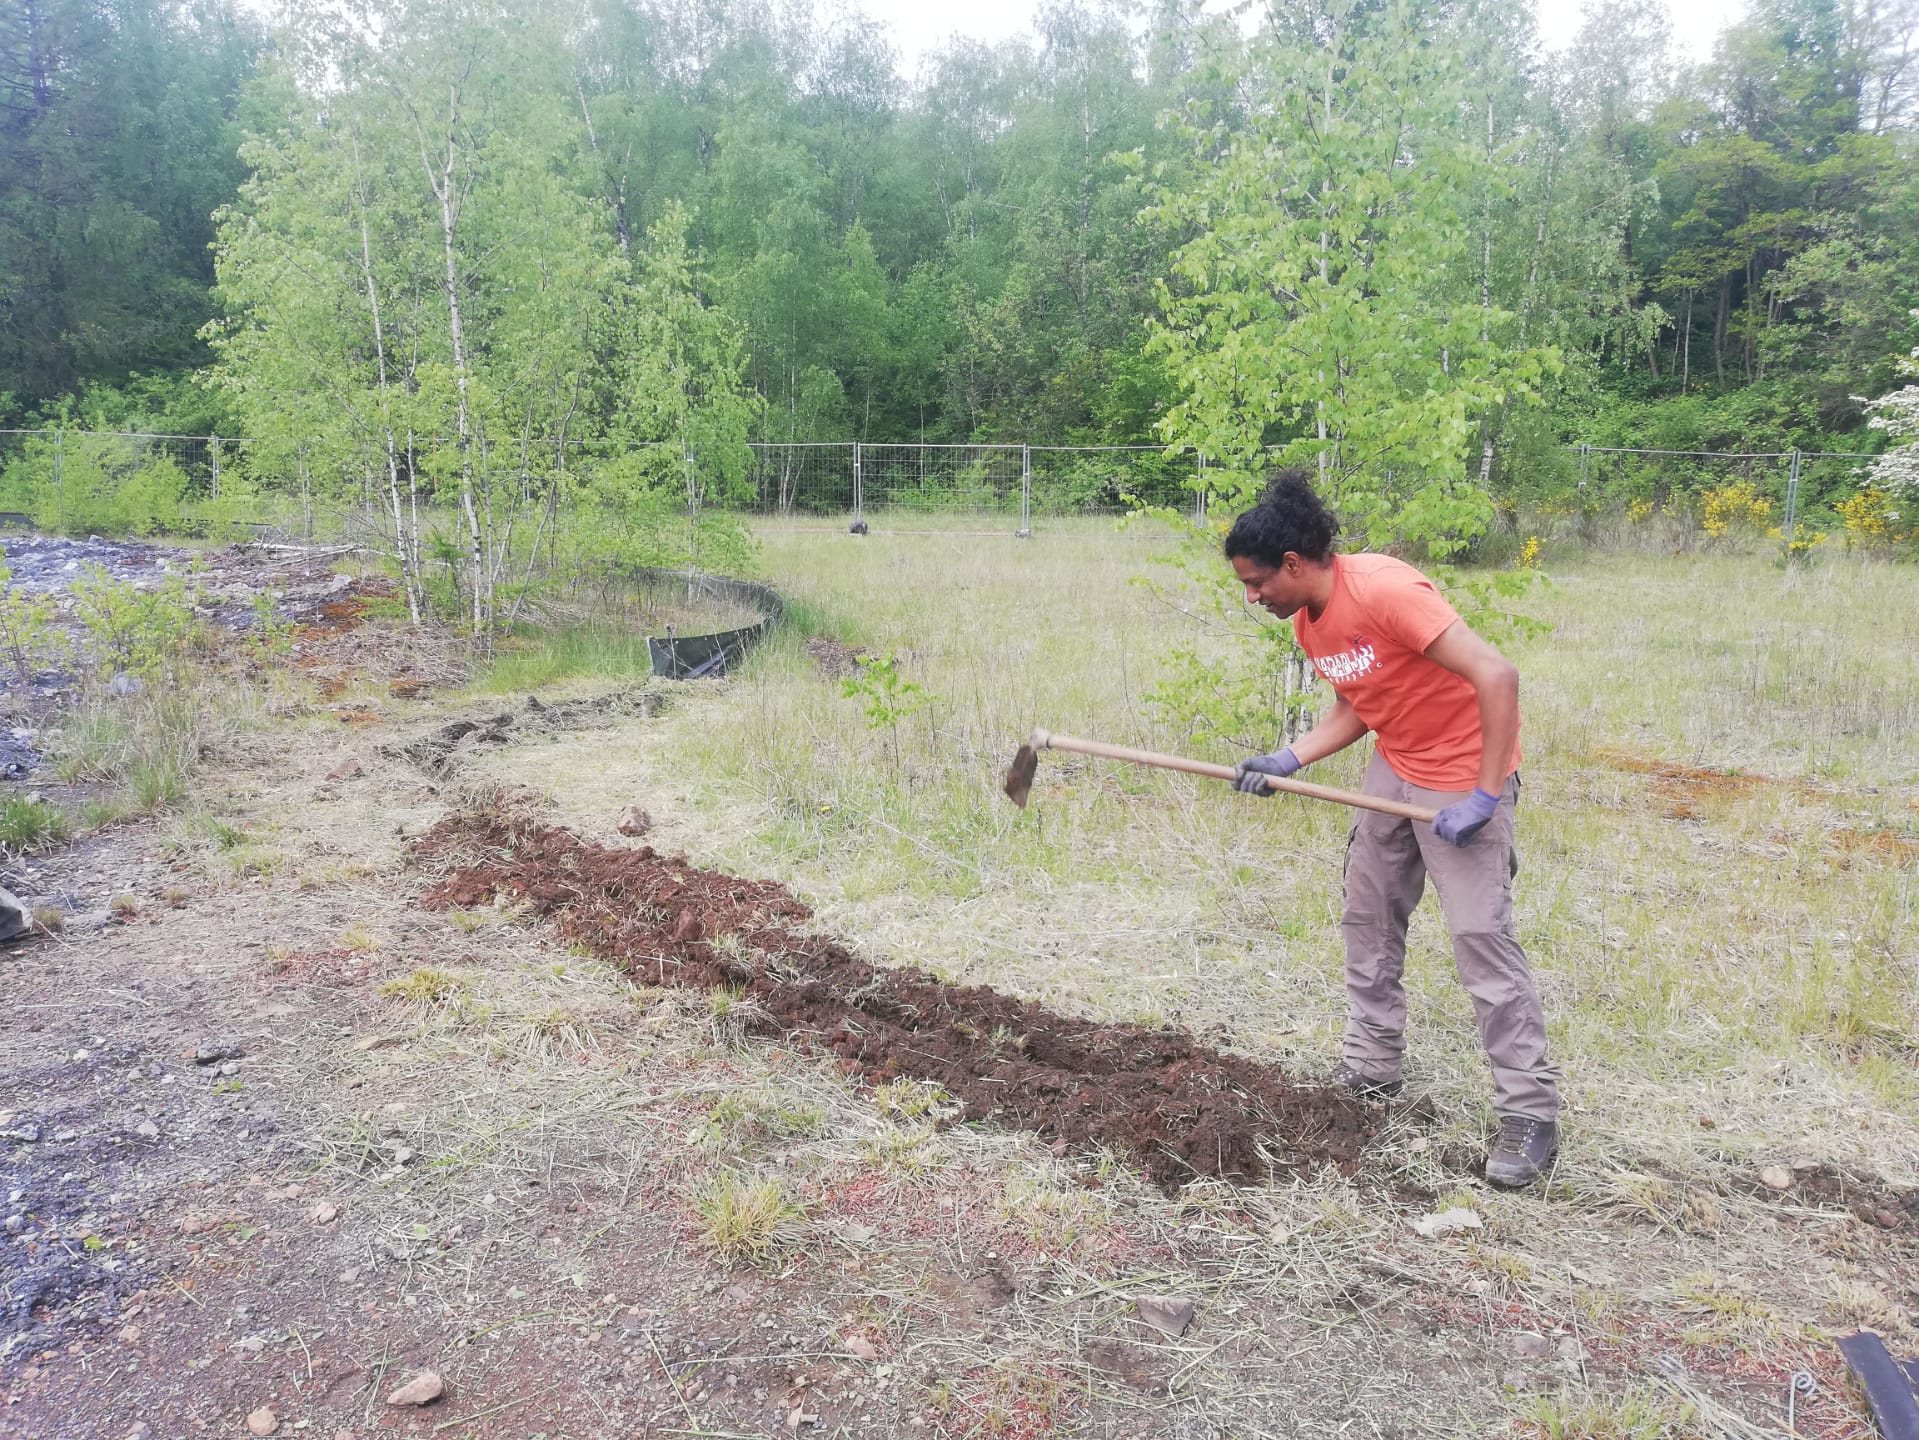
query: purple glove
[
  {"left": 1234, "top": 747, "right": 1303, "bottom": 795},
  {"left": 1432, "top": 788, "right": 1500, "bottom": 845}
]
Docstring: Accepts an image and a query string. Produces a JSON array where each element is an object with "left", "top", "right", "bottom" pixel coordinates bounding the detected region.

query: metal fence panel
[{"left": 0, "top": 429, "right": 1893, "bottom": 543}]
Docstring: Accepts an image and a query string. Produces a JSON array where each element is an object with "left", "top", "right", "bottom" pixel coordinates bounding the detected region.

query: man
[{"left": 1224, "top": 469, "right": 1562, "bottom": 1187}]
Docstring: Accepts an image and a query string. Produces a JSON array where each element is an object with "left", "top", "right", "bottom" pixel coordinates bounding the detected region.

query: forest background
[{"left": 3, "top": 0, "right": 1918, "bottom": 608}]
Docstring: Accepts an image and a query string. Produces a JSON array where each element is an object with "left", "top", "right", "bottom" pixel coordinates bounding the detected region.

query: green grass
[
  {"left": 692, "top": 1172, "right": 806, "bottom": 1266},
  {"left": 0, "top": 796, "right": 69, "bottom": 854},
  {"left": 480, "top": 624, "right": 660, "bottom": 692}
]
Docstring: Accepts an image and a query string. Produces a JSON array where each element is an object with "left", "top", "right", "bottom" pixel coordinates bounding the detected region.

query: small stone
[
  {"left": 118, "top": 1325, "right": 142, "bottom": 1343},
  {"left": 194, "top": 1042, "right": 242, "bottom": 1065},
  {"left": 4, "top": 1214, "right": 25, "bottom": 1235},
  {"left": 844, "top": 1334, "right": 880, "bottom": 1361},
  {"left": 179, "top": 1214, "right": 205, "bottom": 1235},
  {"left": 107, "top": 673, "right": 145, "bottom": 698},
  {"left": 234, "top": 1334, "right": 268, "bottom": 1354},
  {"left": 616, "top": 806, "right": 652, "bottom": 837},
  {"left": 385, "top": 1370, "right": 444, "bottom": 1406},
  {"left": 246, "top": 1406, "right": 278, "bottom": 1436},
  {"left": 1510, "top": 1331, "right": 1551, "bottom": 1359},
  {"left": 1134, "top": 1295, "right": 1197, "bottom": 1337},
  {"left": 325, "top": 758, "right": 365, "bottom": 782},
  {"left": 309, "top": 1201, "right": 341, "bottom": 1225},
  {"left": 135, "top": 1121, "right": 160, "bottom": 1140},
  {"left": 219, "top": 1062, "right": 242, "bottom": 1077},
  {"left": 1556, "top": 1337, "right": 1587, "bottom": 1365},
  {"left": 1759, "top": 1165, "right": 1794, "bottom": 1192},
  {"left": 1873, "top": 1208, "right": 1901, "bottom": 1229}
]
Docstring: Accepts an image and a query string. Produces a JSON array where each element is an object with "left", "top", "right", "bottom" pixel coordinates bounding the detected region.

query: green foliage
[
  {"left": 1145, "top": 0, "right": 1558, "bottom": 553},
  {"left": 10, "top": 0, "right": 1919, "bottom": 549},
  {"left": 841, "top": 650, "right": 936, "bottom": 770},
  {"left": 248, "top": 593, "right": 294, "bottom": 658},
  {"left": 0, "top": 555, "right": 62, "bottom": 685},
  {"left": 841, "top": 652, "right": 935, "bottom": 731},
  {"left": 68, "top": 564, "right": 204, "bottom": 680},
  {"left": 1137, "top": 527, "right": 1319, "bottom": 755},
  {"left": 0, "top": 0, "right": 265, "bottom": 422}
]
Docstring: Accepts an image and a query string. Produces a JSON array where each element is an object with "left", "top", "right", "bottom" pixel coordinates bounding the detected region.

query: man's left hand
[{"left": 1432, "top": 788, "right": 1501, "bottom": 846}]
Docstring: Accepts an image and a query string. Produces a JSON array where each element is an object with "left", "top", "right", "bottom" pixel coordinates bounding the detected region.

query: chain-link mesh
[
  {"left": 744, "top": 443, "right": 858, "bottom": 515},
  {"left": 1560, "top": 446, "right": 1879, "bottom": 547}
]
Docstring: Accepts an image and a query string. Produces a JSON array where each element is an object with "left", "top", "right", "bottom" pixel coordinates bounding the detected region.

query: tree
[
  {"left": 1146, "top": 0, "right": 1556, "bottom": 552},
  {"left": 0, "top": 0, "right": 265, "bottom": 421}
]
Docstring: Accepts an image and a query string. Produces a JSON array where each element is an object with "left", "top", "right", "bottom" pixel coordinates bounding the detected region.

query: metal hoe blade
[{"left": 1002, "top": 742, "right": 1040, "bottom": 809}]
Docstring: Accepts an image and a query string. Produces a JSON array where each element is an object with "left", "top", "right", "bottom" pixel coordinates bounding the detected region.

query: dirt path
[{"left": 0, "top": 682, "right": 1905, "bottom": 1440}]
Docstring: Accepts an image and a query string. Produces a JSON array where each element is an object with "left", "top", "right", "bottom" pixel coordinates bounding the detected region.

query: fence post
[
  {"left": 1578, "top": 443, "right": 1590, "bottom": 501},
  {"left": 1783, "top": 449, "right": 1802, "bottom": 544},
  {"left": 851, "top": 441, "right": 863, "bottom": 531},
  {"left": 1195, "top": 452, "right": 1207, "bottom": 526},
  {"left": 53, "top": 427, "right": 63, "bottom": 532},
  {"left": 1018, "top": 445, "right": 1031, "bottom": 538},
  {"left": 211, "top": 436, "right": 221, "bottom": 500}
]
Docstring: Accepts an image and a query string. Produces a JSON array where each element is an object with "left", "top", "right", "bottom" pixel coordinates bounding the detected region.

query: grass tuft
[
  {"left": 378, "top": 966, "right": 472, "bottom": 1007},
  {"left": 1520, "top": 1386, "right": 1696, "bottom": 1440},
  {"left": 0, "top": 796, "right": 69, "bottom": 854},
  {"left": 692, "top": 1172, "right": 806, "bottom": 1266}
]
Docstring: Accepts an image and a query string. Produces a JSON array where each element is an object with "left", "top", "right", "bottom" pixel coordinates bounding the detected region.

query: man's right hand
[{"left": 1234, "top": 747, "right": 1303, "bottom": 795}]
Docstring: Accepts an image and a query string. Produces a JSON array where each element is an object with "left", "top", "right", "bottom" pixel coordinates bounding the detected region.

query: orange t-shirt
[{"left": 1291, "top": 553, "right": 1520, "bottom": 791}]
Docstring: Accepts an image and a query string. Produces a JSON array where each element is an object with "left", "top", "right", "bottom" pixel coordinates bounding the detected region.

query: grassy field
[{"left": 502, "top": 528, "right": 1919, "bottom": 1179}]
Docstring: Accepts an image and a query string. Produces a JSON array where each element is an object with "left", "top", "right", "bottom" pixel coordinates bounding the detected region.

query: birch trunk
[
  {"left": 423, "top": 83, "right": 487, "bottom": 642},
  {"left": 350, "top": 132, "right": 423, "bottom": 626}
]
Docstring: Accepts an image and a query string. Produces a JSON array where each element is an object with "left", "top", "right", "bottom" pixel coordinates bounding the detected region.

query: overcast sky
[{"left": 870, "top": 0, "right": 1750, "bottom": 75}]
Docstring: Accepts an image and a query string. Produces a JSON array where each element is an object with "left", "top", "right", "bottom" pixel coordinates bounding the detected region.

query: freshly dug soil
[{"left": 411, "top": 810, "right": 1378, "bottom": 1190}]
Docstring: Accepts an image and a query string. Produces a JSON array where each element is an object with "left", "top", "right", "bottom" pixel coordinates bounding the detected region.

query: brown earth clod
[{"left": 409, "top": 809, "right": 1379, "bottom": 1189}]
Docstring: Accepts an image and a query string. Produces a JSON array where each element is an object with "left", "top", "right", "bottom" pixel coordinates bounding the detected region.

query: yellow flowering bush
[
  {"left": 1836, "top": 488, "right": 1908, "bottom": 549},
  {"left": 1700, "top": 480, "right": 1773, "bottom": 539},
  {"left": 1516, "top": 535, "right": 1543, "bottom": 569}
]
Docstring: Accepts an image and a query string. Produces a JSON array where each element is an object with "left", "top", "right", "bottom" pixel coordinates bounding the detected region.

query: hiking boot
[
  {"left": 1486, "top": 1115, "right": 1559, "bottom": 1188},
  {"left": 1336, "top": 1069, "right": 1403, "bottom": 1102}
]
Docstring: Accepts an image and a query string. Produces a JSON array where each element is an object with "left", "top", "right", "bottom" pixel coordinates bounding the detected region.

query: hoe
[{"left": 1002, "top": 728, "right": 1439, "bottom": 823}]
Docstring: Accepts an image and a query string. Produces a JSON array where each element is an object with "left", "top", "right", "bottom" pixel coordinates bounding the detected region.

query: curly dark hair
[{"left": 1222, "top": 467, "right": 1340, "bottom": 566}]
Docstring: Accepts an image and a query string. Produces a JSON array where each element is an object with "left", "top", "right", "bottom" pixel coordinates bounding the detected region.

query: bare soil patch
[
  {"left": 803, "top": 637, "right": 870, "bottom": 680},
  {"left": 410, "top": 808, "right": 1380, "bottom": 1189},
  {"left": 383, "top": 691, "right": 662, "bottom": 779}
]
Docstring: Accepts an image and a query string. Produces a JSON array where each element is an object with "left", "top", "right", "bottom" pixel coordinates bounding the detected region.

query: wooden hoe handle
[{"left": 1031, "top": 729, "right": 1439, "bottom": 825}]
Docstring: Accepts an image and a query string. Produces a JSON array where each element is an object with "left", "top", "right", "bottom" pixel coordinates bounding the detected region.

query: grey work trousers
[{"left": 1340, "top": 751, "right": 1562, "bottom": 1121}]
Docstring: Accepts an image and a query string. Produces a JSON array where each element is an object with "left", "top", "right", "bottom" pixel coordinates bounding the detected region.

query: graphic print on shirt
[{"left": 1311, "top": 632, "right": 1378, "bottom": 686}]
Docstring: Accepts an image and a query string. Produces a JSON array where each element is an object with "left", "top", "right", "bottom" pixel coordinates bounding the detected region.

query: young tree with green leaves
[{"left": 1146, "top": 0, "right": 1557, "bottom": 552}]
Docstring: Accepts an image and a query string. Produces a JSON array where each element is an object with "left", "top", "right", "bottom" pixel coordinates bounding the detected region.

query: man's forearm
[
  {"left": 1290, "top": 700, "right": 1368, "bottom": 767},
  {"left": 1475, "top": 665, "right": 1521, "bottom": 795}
]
